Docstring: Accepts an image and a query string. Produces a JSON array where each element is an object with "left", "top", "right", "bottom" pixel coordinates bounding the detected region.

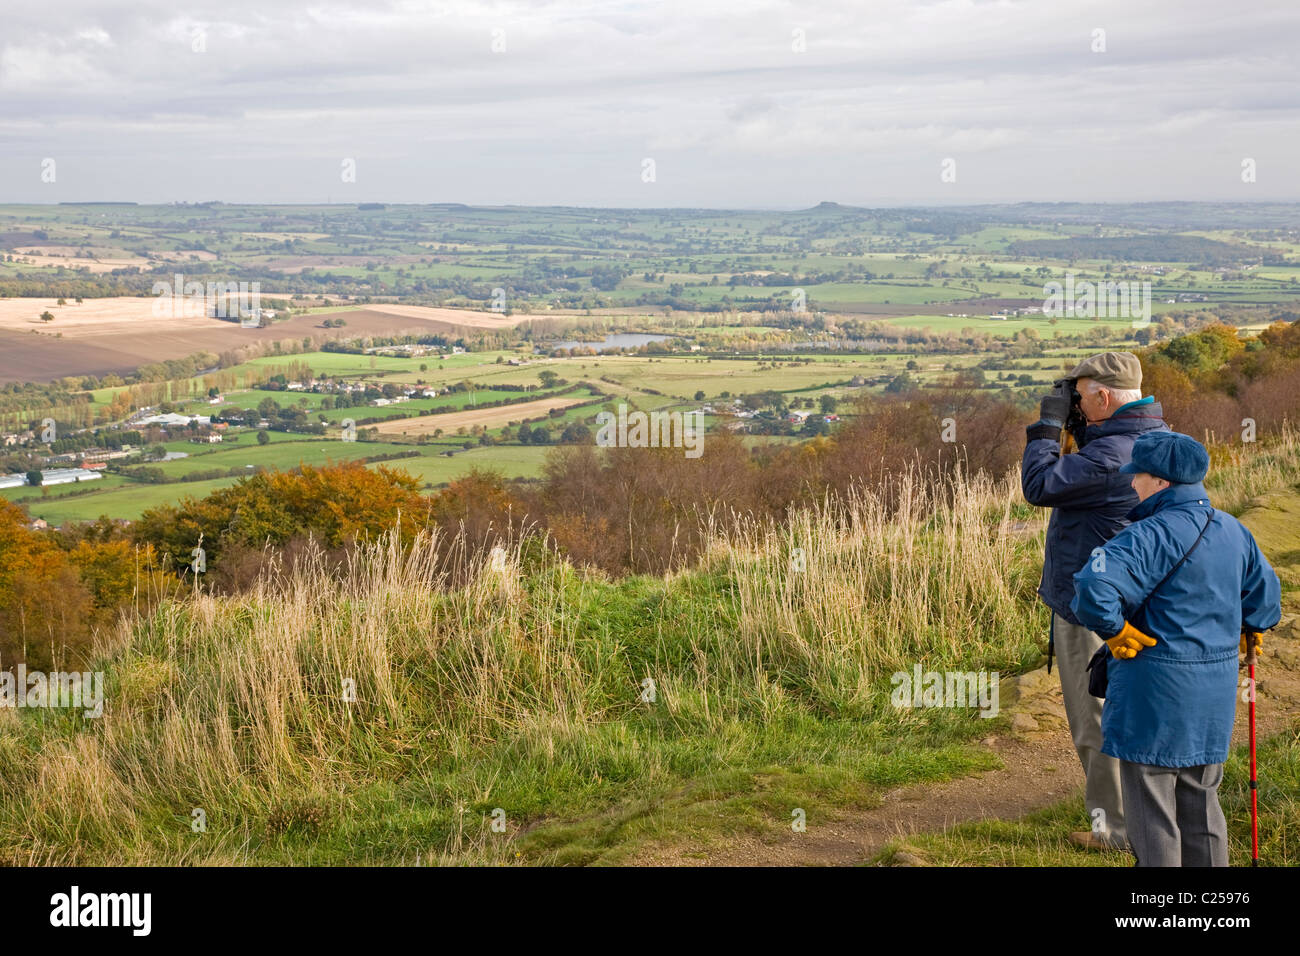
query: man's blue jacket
[
  {"left": 1022, "top": 397, "right": 1168, "bottom": 625},
  {"left": 1071, "top": 481, "right": 1281, "bottom": 767}
]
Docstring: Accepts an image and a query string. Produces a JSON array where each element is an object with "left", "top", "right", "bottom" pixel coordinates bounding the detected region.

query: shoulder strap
[{"left": 1135, "top": 508, "right": 1214, "bottom": 615}]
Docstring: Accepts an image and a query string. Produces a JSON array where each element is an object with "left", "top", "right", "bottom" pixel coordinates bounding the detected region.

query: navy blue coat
[
  {"left": 1071, "top": 482, "right": 1281, "bottom": 767},
  {"left": 1022, "top": 399, "right": 1168, "bottom": 625}
]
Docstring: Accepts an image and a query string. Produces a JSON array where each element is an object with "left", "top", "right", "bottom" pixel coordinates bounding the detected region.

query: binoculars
[{"left": 1052, "top": 377, "right": 1088, "bottom": 441}]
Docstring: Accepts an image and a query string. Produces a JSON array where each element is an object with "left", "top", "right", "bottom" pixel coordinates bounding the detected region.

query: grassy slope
[
  {"left": 0, "top": 468, "right": 1046, "bottom": 865},
  {"left": 4, "top": 436, "right": 1298, "bottom": 866}
]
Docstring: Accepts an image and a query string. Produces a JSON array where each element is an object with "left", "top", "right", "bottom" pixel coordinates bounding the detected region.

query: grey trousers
[
  {"left": 1053, "top": 614, "right": 1128, "bottom": 846},
  {"left": 1120, "top": 761, "right": 1228, "bottom": 867}
]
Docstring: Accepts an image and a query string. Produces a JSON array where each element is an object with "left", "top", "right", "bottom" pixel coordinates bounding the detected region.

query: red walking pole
[{"left": 1246, "top": 640, "right": 1259, "bottom": 866}]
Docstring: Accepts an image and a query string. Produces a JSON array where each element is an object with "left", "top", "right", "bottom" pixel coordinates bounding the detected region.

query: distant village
[{"left": 0, "top": 348, "right": 493, "bottom": 497}]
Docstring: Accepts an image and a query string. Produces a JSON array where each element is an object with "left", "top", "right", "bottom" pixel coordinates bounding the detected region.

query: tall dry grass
[
  {"left": 705, "top": 465, "right": 1044, "bottom": 718},
  {"left": 1206, "top": 424, "right": 1300, "bottom": 515},
  {"left": 2, "top": 430, "right": 1296, "bottom": 864}
]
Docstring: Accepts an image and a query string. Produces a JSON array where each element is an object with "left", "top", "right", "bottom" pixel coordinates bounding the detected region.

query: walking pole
[{"left": 1246, "top": 639, "right": 1259, "bottom": 866}]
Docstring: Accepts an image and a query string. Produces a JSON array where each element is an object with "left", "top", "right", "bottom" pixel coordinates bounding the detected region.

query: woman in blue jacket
[{"left": 1071, "top": 431, "right": 1281, "bottom": 867}]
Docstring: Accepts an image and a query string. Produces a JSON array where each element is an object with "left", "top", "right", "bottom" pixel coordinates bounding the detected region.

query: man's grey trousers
[
  {"left": 1052, "top": 614, "right": 1128, "bottom": 847},
  {"left": 1120, "top": 761, "right": 1229, "bottom": 866}
]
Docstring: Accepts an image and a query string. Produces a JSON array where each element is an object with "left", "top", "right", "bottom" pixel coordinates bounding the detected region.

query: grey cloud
[{"left": 1, "top": 0, "right": 1298, "bottom": 204}]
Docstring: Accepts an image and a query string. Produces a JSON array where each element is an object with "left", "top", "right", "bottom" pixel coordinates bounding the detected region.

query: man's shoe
[{"left": 1068, "top": 831, "right": 1125, "bottom": 851}]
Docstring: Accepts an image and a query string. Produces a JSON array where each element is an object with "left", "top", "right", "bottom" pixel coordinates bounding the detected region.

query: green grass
[
  {"left": 143, "top": 435, "right": 418, "bottom": 478},
  {"left": 0, "top": 474, "right": 129, "bottom": 502},
  {"left": 883, "top": 314, "right": 1141, "bottom": 337},
  {"left": 21, "top": 475, "right": 247, "bottom": 524},
  {"left": 375, "top": 444, "right": 553, "bottom": 486},
  {"left": 0, "top": 466, "right": 1046, "bottom": 865},
  {"left": 241, "top": 349, "right": 517, "bottom": 378},
  {"left": 261, "top": 387, "right": 567, "bottom": 421},
  {"left": 10, "top": 441, "right": 570, "bottom": 523}
]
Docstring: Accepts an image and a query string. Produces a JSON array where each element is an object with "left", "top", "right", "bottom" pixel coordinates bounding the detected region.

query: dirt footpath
[{"left": 626, "top": 611, "right": 1300, "bottom": 867}]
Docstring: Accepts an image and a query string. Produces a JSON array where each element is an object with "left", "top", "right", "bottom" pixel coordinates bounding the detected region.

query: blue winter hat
[{"left": 1119, "top": 431, "right": 1210, "bottom": 484}]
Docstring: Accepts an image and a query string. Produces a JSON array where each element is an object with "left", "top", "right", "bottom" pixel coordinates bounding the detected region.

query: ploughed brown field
[
  {"left": 369, "top": 396, "right": 589, "bottom": 436},
  {"left": 0, "top": 299, "right": 532, "bottom": 383}
]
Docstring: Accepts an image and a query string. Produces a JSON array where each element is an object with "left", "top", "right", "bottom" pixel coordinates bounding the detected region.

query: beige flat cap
[{"left": 1068, "top": 351, "right": 1142, "bottom": 389}]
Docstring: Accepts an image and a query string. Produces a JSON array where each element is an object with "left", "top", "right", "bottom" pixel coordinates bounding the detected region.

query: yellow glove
[
  {"left": 1106, "top": 621, "right": 1158, "bottom": 660},
  {"left": 1241, "top": 631, "right": 1263, "bottom": 656}
]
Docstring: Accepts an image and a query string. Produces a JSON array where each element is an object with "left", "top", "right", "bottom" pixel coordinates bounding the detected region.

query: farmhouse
[{"left": 81, "top": 447, "right": 133, "bottom": 464}]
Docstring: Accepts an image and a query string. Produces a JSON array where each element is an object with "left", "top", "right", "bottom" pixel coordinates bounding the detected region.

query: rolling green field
[
  {"left": 882, "top": 314, "right": 1139, "bottom": 335},
  {"left": 218, "top": 348, "right": 1000, "bottom": 402},
  {"left": 6, "top": 201, "right": 1297, "bottom": 322},
  {"left": 143, "top": 435, "right": 417, "bottom": 478},
  {"left": 5, "top": 200, "right": 1297, "bottom": 525},
  {"left": 17, "top": 443, "right": 557, "bottom": 524},
  {"left": 0, "top": 337, "right": 1120, "bottom": 524},
  {"left": 21, "top": 475, "right": 249, "bottom": 523},
  {"left": 259, "top": 388, "right": 573, "bottom": 424},
  {"left": 241, "top": 349, "right": 519, "bottom": 378}
]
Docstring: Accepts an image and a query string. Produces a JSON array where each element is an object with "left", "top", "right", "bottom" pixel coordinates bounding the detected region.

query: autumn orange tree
[
  {"left": 131, "top": 461, "right": 435, "bottom": 583},
  {"left": 1141, "top": 321, "right": 1300, "bottom": 440},
  {"left": 0, "top": 500, "right": 91, "bottom": 669},
  {"left": 0, "top": 501, "right": 165, "bottom": 669}
]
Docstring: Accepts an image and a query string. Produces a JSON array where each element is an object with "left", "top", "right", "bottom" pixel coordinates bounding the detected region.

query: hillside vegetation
[{"left": 2, "top": 430, "right": 1298, "bottom": 865}]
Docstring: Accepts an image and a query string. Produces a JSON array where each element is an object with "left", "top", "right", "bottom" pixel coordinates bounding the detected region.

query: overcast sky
[{"left": 3, "top": 0, "right": 1298, "bottom": 207}]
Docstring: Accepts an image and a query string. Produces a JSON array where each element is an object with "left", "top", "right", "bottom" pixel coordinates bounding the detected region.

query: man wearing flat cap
[
  {"left": 1072, "top": 432, "right": 1281, "bottom": 866},
  {"left": 1022, "top": 351, "right": 1168, "bottom": 851}
]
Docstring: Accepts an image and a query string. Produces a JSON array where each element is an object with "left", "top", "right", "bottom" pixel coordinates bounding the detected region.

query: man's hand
[
  {"left": 1241, "top": 630, "right": 1264, "bottom": 656},
  {"left": 1026, "top": 385, "right": 1072, "bottom": 442},
  {"left": 1106, "top": 621, "right": 1158, "bottom": 659},
  {"left": 1039, "top": 389, "right": 1071, "bottom": 427}
]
